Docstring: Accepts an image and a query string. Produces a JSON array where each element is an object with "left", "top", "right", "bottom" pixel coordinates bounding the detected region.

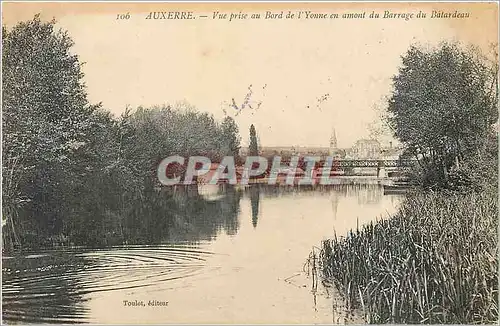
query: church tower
[{"left": 329, "top": 128, "right": 337, "bottom": 156}]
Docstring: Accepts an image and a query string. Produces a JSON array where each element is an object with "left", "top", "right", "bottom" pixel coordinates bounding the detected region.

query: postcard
[{"left": 2, "top": 1, "right": 498, "bottom": 324}]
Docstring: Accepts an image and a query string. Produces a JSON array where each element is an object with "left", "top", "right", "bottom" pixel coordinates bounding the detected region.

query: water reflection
[
  {"left": 250, "top": 186, "right": 260, "bottom": 228},
  {"left": 165, "top": 185, "right": 241, "bottom": 241},
  {"left": 3, "top": 187, "right": 241, "bottom": 324},
  {"left": 3, "top": 184, "right": 403, "bottom": 324}
]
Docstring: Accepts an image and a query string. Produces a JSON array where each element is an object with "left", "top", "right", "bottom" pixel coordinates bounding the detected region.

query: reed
[{"left": 315, "top": 190, "right": 498, "bottom": 323}]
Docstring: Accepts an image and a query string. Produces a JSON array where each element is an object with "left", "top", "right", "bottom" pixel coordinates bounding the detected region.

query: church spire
[
  {"left": 329, "top": 128, "right": 337, "bottom": 156},
  {"left": 330, "top": 128, "right": 337, "bottom": 149}
]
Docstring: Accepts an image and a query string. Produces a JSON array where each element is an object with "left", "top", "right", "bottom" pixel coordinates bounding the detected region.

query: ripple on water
[{"left": 2, "top": 245, "right": 215, "bottom": 323}]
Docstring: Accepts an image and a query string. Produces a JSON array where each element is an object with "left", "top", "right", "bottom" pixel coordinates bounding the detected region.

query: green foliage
[
  {"left": 387, "top": 42, "right": 498, "bottom": 189},
  {"left": 315, "top": 190, "right": 498, "bottom": 324},
  {"left": 249, "top": 124, "right": 259, "bottom": 156},
  {"left": 309, "top": 42, "right": 499, "bottom": 324},
  {"left": 2, "top": 15, "right": 99, "bottom": 248},
  {"left": 129, "top": 104, "right": 240, "bottom": 164},
  {"left": 2, "top": 16, "right": 242, "bottom": 250},
  {"left": 220, "top": 116, "right": 241, "bottom": 157}
]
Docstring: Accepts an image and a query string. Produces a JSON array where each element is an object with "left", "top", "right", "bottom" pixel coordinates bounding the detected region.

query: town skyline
[{"left": 239, "top": 126, "right": 400, "bottom": 151}]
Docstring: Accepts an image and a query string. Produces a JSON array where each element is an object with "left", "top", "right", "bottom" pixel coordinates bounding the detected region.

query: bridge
[
  {"left": 321, "top": 159, "right": 416, "bottom": 178},
  {"left": 329, "top": 159, "right": 416, "bottom": 168},
  {"left": 276, "top": 158, "right": 416, "bottom": 169}
]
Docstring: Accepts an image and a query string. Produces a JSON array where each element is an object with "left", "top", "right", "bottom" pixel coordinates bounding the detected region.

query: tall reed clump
[{"left": 318, "top": 190, "right": 498, "bottom": 324}]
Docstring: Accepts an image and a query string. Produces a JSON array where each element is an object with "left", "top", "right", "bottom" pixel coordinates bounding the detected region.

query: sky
[{"left": 3, "top": 2, "right": 498, "bottom": 148}]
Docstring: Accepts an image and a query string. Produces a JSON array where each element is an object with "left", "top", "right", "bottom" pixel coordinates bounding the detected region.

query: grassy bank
[{"left": 315, "top": 190, "right": 498, "bottom": 324}]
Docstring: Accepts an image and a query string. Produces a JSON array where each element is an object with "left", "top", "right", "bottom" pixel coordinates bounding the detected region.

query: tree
[
  {"left": 2, "top": 15, "right": 99, "bottom": 247},
  {"left": 220, "top": 116, "right": 241, "bottom": 157},
  {"left": 386, "top": 42, "right": 498, "bottom": 189},
  {"left": 249, "top": 124, "right": 259, "bottom": 156},
  {"left": 2, "top": 16, "right": 245, "bottom": 250}
]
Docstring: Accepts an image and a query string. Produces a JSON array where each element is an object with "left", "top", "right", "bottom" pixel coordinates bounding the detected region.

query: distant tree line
[{"left": 2, "top": 16, "right": 241, "bottom": 250}]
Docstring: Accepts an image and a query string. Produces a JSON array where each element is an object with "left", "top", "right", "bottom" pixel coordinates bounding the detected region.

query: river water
[{"left": 2, "top": 184, "right": 403, "bottom": 324}]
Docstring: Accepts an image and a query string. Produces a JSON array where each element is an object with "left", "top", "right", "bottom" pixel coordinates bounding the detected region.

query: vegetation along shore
[{"left": 309, "top": 41, "right": 499, "bottom": 324}]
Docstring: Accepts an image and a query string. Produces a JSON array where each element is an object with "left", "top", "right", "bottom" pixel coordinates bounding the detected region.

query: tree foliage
[
  {"left": 387, "top": 42, "right": 498, "bottom": 190},
  {"left": 2, "top": 16, "right": 242, "bottom": 250},
  {"left": 249, "top": 124, "right": 259, "bottom": 156},
  {"left": 2, "top": 15, "right": 99, "bottom": 247}
]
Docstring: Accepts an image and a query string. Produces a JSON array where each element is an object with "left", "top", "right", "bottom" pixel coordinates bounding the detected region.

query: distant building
[
  {"left": 329, "top": 128, "right": 345, "bottom": 159},
  {"left": 243, "top": 146, "right": 331, "bottom": 158},
  {"left": 329, "top": 129, "right": 337, "bottom": 155},
  {"left": 240, "top": 132, "right": 401, "bottom": 161},
  {"left": 351, "top": 139, "right": 381, "bottom": 159}
]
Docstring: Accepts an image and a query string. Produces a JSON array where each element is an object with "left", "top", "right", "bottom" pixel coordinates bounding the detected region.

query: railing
[{"left": 330, "top": 160, "right": 416, "bottom": 168}]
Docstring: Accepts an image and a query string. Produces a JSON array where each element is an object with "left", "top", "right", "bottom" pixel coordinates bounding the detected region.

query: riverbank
[{"left": 312, "top": 189, "right": 498, "bottom": 323}]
